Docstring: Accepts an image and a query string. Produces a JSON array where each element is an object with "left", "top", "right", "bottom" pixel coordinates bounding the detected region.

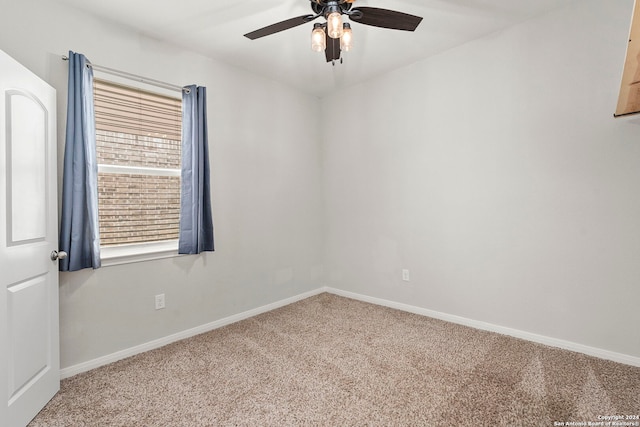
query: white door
[{"left": 0, "top": 50, "right": 60, "bottom": 426}]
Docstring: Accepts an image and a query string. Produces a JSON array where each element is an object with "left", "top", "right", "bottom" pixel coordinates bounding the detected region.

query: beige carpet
[{"left": 30, "top": 293, "right": 640, "bottom": 426}]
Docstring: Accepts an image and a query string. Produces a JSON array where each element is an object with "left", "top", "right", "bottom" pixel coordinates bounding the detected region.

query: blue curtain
[
  {"left": 179, "top": 85, "right": 214, "bottom": 254},
  {"left": 59, "top": 51, "right": 101, "bottom": 271}
]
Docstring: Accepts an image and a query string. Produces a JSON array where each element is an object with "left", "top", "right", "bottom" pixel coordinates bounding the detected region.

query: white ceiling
[{"left": 53, "top": 0, "right": 575, "bottom": 97}]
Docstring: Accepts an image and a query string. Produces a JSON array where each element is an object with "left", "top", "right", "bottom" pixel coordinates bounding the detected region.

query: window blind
[{"left": 94, "top": 78, "right": 181, "bottom": 140}]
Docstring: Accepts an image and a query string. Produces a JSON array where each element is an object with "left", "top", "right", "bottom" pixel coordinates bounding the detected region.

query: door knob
[{"left": 50, "top": 250, "right": 68, "bottom": 261}]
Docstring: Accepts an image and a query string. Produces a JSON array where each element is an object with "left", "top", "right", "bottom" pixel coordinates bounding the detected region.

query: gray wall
[
  {"left": 322, "top": 0, "right": 640, "bottom": 359},
  {"left": 0, "top": 0, "right": 324, "bottom": 369}
]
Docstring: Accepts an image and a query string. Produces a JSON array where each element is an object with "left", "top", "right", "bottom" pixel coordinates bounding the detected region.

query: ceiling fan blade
[
  {"left": 349, "top": 7, "right": 423, "bottom": 32},
  {"left": 325, "top": 32, "right": 341, "bottom": 62},
  {"left": 244, "top": 15, "right": 315, "bottom": 40}
]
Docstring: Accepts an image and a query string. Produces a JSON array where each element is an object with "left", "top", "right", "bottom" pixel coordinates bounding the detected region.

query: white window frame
[{"left": 94, "top": 72, "right": 183, "bottom": 266}]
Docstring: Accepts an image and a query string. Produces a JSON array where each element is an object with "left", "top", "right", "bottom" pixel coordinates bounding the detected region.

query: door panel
[
  {"left": 8, "top": 277, "right": 50, "bottom": 401},
  {"left": 0, "top": 49, "right": 59, "bottom": 427},
  {"left": 7, "top": 91, "right": 47, "bottom": 243}
]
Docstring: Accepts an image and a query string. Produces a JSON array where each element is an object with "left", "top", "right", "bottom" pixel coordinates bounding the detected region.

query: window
[{"left": 93, "top": 78, "right": 182, "bottom": 262}]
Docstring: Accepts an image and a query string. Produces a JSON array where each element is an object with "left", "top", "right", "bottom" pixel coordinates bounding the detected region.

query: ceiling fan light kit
[{"left": 244, "top": 0, "right": 423, "bottom": 65}]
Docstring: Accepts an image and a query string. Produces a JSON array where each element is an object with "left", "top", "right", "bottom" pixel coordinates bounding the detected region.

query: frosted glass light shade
[
  {"left": 340, "top": 24, "right": 352, "bottom": 51},
  {"left": 327, "top": 12, "right": 343, "bottom": 39},
  {"left": 311, "top": 25, "right": 326, "bottom": 52}
]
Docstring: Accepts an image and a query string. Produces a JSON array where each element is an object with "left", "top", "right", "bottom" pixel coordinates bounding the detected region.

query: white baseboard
[
  {"left": 324, "top": 287, "right": 640, "bottom": 368},
  {"left": 60, "top": 288, "right": 326, "bottom": 379},
  {"left": 61, "top": 286, "right": 640, "bottom": 379}
]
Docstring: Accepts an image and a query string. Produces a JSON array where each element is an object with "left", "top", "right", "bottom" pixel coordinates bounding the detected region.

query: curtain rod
[{"left": 62, "top": 55, "right": 189, "bottom": 94}]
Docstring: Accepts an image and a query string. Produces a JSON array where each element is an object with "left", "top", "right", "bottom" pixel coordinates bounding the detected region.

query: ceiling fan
[{"left": 244, "top": 0, "right": 423, "bottom": 65}]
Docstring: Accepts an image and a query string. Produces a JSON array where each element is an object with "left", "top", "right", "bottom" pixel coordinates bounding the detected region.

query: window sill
[{"left": 100, "top": 240, "right": 181, "bottom": 267}]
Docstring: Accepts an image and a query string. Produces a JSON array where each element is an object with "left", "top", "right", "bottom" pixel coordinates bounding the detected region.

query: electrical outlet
[
  {"left": 402, "top": 269, "right": 410, "bottom": 282},
  {"left": 155, "top": 293, "right": 165, "bottom": 310}
]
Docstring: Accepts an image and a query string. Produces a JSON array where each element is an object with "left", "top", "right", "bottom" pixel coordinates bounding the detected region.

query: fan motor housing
[
  {"left": 311, "top": 1, "right": 353, "bottom": 16},
  {"left": 312, "top": 0, "right": 352, "bottom": 4}
]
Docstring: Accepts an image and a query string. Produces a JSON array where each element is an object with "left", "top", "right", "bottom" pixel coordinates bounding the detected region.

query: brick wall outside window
[{"left": 97, "top": 131, "right": 181, "bottom": 169}]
